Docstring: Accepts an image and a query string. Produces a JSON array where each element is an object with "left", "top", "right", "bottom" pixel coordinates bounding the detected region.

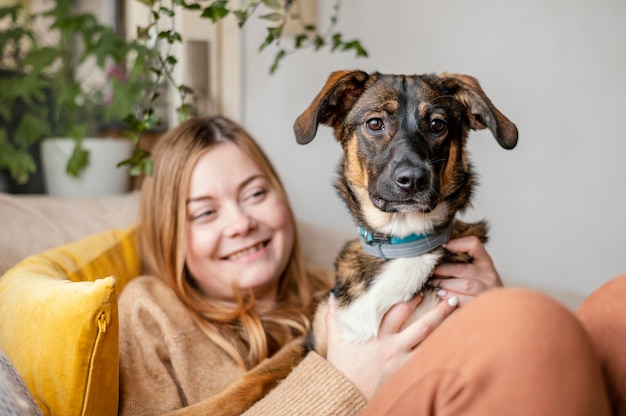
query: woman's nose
[{"left": 223, "top": 205, "right": 257, "bottom": 237}]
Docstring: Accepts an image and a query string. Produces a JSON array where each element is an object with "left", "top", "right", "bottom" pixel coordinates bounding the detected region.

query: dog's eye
[
  {"left": 366, "top": 118, "right": 384, "bottom": 131},
  {"left": 430, "top": 118, "right": 447, "bottom": 133}
]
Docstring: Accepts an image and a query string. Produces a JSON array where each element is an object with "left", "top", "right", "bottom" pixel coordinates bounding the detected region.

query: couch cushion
[{"left": 0, "top": 226, "right": 140, "bottom": 416}]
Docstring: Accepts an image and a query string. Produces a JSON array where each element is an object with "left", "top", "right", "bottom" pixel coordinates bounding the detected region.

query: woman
[{"left": 119, "top": 115, "right": 617, "bottom": 415}]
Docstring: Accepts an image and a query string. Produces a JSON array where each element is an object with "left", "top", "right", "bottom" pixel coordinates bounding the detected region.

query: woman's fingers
[
  {"left": 442, "top": 236, "right": 490, "bottom": 260},
  {"left": 432, "top": 288, "right": 474, "bottom": 307},
  {"left": 431, "top": 236, "right": 503, "bottom": 303},
  {"left": 432, "top": 275, "right": 486, "bottom": 295},
  {"left": 378, "top": 293, "right": 424, "bottom": 336},
  {"left": 399, "top": 295, "right": 459, "bottom": 349}
]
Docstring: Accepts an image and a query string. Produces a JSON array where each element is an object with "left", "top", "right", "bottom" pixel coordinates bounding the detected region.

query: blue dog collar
[{"left": 358, "top": 221, "right": 454, "bottom": 260}]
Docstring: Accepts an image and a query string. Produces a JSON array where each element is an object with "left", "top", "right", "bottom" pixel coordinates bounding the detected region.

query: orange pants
[
  {"left": 362, "top": 274, "right": 626, "bottom": 416},
  {"left": 577, "top": 274, "right": 626, "bottom": 415}
]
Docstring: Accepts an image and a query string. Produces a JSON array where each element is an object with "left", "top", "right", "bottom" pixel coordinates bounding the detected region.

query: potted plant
[{"left": 0, "top": 0, "right": 150, "bottom": 195}]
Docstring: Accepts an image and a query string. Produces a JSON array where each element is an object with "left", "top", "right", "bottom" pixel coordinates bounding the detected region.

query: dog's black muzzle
[
  {"left": 370, "top": 159, "right": 439, "bottom": 213},
  {"left": 367, "top": 130, "right": 443, "bottom": 213}
]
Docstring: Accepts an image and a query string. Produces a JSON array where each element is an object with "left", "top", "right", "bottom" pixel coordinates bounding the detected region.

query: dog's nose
[{"left": 394, "top": 164, "right": 430, "bottom": 193}]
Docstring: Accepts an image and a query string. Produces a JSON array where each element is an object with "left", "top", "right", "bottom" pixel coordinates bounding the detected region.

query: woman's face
[{"left": 185, "top": 141, "right": 294, "bottom": 304}]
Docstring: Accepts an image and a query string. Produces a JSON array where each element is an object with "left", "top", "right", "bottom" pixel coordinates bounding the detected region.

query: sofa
[{"left": 0, "top": 191, "right": 584, "bottom": 416}]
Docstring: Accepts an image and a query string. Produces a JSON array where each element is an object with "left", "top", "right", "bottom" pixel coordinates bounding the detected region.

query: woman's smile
[{"left": 224, "top": 240, "right": 270, "bottom": 262}]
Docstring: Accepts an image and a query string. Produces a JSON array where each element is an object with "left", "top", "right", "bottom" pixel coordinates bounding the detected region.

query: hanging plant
[{"left": 119, "top": 0, "right": 368, "bottom": 178}]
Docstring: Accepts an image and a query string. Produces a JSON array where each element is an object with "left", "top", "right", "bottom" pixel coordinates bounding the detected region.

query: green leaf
[
  {"left": 135, "top": 0, "right": 158, "bottom": 6},
  {"left": 233, "top": 10, "right": 249, "bottom": 27},
  {"left": 142, "top": 158, "right": 154, "bottom": 176},
  {"left": 9, "top": 152, "right": 36, "bottom": 185},
  {"left": 331, "top": 33, "right": 342, "bottom": 51},
  {"left": 177, "top": 102, "right": 197, "bottom": 121},
  {"left": 259, "top": 12, "right": 283, "bottom": 23},
  {"left": 0, "top": 6, "right": 20, "bottom": 21},
  {"left": 136, "top": 25, "right": 151, "bottom": 40},
  {"left": 314, "top": 34, "right": 325, "bottom": 50},
  {"left": 159, "top": 7, "right": 175, "bottom": 17},
  {"left": 66, "top": 144, "right": 89, "bottom": 177},
  {"left": 20, "top": 46, "right": 58, "bottom": 69},
  {"left": 269, "top": 49, "right": 286, "bottom": 74},
  {"left": 262, "top": 0, "right": 282, "bottom": 10},
  {"left": 118, "top": 148, "right": 153, "bottom": 177},
  {"left": 15, "top": 113, "right": 49, "bottom": 147},
  {"left": 170, "top": 32, "right": 183, "bottom": 43},
  {"left": 178, "top": 84, "right": 194, "bottom": 95},
  {"left": 143, "top": 114, "right": 161, "bottom": 131},
  {"left": 342, "top": 40, "right": 369, "bottom": 57},
  {"left": 201, "top": 1, "right": 230, "bottom": 23},
  {"left": 268, "top": 26, "right": 282, "bottom": 39},
  {"left": 259, "top": 28, "right": 279, "bottom": 52},
  {"left": 0, "top": 130, "right": 36, "bottom": 185},
  {"left": 294, "top": 34, "right": 307, "bottom": 48},
  {"left": 123, "top": 114, "right": 144, "bottom": 132}
]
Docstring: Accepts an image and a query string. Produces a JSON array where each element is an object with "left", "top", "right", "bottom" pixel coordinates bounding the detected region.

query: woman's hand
[
  {"left": 430, "top": 236, "right": 503, "bottom": 306},
  {"left": 325, "top": 293, "right": 458, "bottom": 400}
]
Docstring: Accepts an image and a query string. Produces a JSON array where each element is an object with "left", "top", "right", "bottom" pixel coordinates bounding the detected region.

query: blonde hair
[{"left": 140, "top": 115, "right": 330, "bottom": 369}]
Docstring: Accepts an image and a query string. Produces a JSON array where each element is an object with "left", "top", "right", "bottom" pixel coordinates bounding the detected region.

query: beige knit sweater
[{"left": 118, "top": 276, "right": 367, "bottom": 415}]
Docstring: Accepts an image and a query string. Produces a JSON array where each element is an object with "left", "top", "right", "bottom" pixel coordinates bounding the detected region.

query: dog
[
  {"left": 199, "top": 70, "right": 518, "bottom": 415},
  {"left": 295, "top": 70, "right": 518, "bottom": 353}
]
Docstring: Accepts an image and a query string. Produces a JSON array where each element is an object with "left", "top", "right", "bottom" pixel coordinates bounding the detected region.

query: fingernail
[
  {"left": 437, "top": 289, "right": 447, "bottom": 298},
  {"left": 448, "top": 296, "right": 459, "bottom": 308}
]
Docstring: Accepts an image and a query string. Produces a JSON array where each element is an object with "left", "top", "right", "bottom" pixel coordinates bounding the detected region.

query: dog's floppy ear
[
  {"left": 440, "top": 73, "right": 518, "bottom": 150},
  {"left": 294, "top": 70, "right": 370, "bottom": 144}
]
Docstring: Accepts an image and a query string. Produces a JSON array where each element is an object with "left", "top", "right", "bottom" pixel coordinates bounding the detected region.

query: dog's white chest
[{"left": 336, "top": 252, "right": 442, "bottom": 342}]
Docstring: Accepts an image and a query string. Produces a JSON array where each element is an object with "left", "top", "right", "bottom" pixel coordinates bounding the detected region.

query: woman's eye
[
  {"left": 189, "top": 208, "right": 216, "bottom": 222},
  {"left": 430, "top": 118, "right": 447, "bottom": 133},
  {"left": 366, "top": 118, "right": 384, "bottom": 131},
  {"left": 196, "top": 209, "right": 215, "bottom": 219},
  {"left": 244, "top": 188, "right": 268, "bottom": 203}
]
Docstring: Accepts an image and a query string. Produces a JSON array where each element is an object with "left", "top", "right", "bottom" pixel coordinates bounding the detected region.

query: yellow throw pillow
[{"left": 0, "top": 225, "right": 140, "bottom": 416}]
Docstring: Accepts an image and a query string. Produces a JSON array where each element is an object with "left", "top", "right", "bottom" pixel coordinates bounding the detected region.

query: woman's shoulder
[
  {"left": 119, "top": 275, "right": 177, "bottom": 307},
  {"left": 118, "top": 275, "right": 190, "bottom": 325},
  {"left": 120, "top": 274, "right": 172, "bottom": 298}
]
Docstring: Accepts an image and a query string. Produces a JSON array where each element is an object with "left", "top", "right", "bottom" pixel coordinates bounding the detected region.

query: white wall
[{"left": 241, "top": 0, "right": 626, "bottom": 300}]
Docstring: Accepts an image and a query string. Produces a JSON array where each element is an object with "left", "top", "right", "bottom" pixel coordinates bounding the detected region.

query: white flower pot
[{"left": 41, "top": 137, "right": 134, "bottom": 196}]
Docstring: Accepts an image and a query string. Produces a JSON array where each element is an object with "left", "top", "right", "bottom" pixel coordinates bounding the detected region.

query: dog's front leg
[{"left": 167, "top": 338, "right": 306, "bottom": 416}]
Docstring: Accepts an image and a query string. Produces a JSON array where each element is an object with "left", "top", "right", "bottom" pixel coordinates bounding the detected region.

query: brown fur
[{"left": 195, "top": 70, "right": 518, "bottom": 415}]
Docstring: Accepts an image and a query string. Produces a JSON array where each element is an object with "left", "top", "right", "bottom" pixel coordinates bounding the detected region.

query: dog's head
[{"left": 294, "top": 70, "right": 518, "bottom": 236}]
